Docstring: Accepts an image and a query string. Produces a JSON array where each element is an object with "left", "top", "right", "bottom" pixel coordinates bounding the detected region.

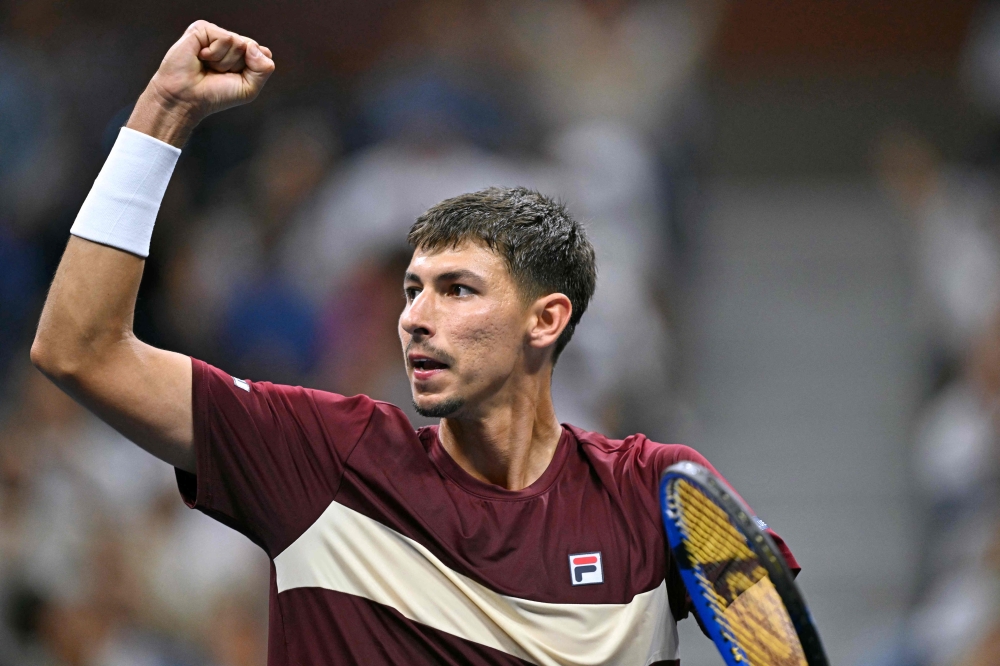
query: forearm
[
  {"left": 29, "top": 19, "right": 274, "bottom": 472},
  {"left": 32, "top": 94, "right": 194, "bottom": 374},
  {"left": 34, "top": 21, "right": 264, "bottom": 363},
  {"left": 31, "top": 99, "right": 198, "bottom": 469},
  {"left": 32, "top": 237, "right": 195, "bottom": 470}
]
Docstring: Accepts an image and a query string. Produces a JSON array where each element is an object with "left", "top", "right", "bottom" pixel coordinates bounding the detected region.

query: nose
[{"left": 400, "top": 290, "right": 434, "bottom": 340}]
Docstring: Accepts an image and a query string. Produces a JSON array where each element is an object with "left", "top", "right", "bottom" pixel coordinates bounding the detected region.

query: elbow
[
  {"left": 30, "top": 333, "right": 84, "bottom": 383},
  {"left": 32, "top": 326, "right": 130, "bottom": 386},
  {"left": 29, "top": 338, "right": 46, "bottom": 372},
  {"left": 31, "top": 337, "right": 64, "bottom": 380}
]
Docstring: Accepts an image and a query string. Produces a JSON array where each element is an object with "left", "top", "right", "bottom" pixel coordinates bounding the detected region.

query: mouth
[{"left": 408, "top": 353, "right": 450, "bottom": 381}]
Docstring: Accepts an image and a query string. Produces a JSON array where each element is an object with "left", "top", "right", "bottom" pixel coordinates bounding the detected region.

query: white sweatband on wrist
[{"left": 70, "top": 127, "right": 181, "bottom": 258}]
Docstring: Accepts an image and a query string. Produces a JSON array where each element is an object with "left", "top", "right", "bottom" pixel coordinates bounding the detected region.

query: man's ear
[{"left": 528, "top": 293, "right": 573, "bottom": 350}]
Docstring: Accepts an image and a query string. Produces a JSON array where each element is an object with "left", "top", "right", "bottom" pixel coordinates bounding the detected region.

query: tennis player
[{"left": 31, "top": 22, "right": 798, "bottom": 666}]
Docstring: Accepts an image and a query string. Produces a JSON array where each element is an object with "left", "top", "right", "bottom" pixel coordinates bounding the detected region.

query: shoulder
[
  {"left": 192, "top": 357, "right": 386, "bottom": 442},
  {"left": 566, "top": 426, "right": 790, "bottom": 569},
  {"left": 566, "top": 424, "right": 712, "bottom": 525},
  {"left": 566, "top": 424, "right": 803, "bottom": 576},
  {"left": 566, "top": 424, "right": 709, "bottom": 480}
]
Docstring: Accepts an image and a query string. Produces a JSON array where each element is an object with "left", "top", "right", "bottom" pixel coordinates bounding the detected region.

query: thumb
[{"left": 241, "top": 41, "right": 275, "bottom": 97}]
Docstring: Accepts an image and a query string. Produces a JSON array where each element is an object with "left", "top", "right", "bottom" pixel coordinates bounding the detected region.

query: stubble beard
[{"left": 413, "top": 395, "right": 466, "bottom": 418}]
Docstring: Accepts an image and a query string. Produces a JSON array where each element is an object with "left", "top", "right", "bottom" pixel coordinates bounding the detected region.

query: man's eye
[
  {"left": 404, "top": 287, "right": 420, "bottom": 301},
  {"left": 450, "top": 285, "right": 474, "bottom": 297}
]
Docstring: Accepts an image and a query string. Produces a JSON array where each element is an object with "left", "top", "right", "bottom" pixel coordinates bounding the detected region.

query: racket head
[{"left": 659, "top": 461, "right": 828, "bottom": 666}]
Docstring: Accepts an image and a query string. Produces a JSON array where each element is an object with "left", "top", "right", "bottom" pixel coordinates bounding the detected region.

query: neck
[{"left": 438, "top": 373, "right": 562, "bottom": 491}]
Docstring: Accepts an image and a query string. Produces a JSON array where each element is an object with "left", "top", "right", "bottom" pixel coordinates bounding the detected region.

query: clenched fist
[{"left": 127, "top": 21, "right": 276, "bottom": 147}]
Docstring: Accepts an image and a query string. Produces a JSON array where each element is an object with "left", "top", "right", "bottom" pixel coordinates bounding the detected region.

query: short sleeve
[
  {"left": 176, "top": 358, "right": 376, "bottom": 556},
  {"left": 633, "top": 440, "right": 801, "bottom": 621}
]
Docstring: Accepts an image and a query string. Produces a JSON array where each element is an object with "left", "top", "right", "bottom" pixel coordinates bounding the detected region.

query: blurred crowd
[
  {"left": 876, "top": 127, "right": 1000, "bottom": 666},
  {"left": 0, "top": 0, "right": 720, "bottom": 664},
  {"left": 5, "top": 0, "right": 1000, "bottom": 664},
  {"left": 870, "top": 5, "right": 1000, "bottom": 664}
]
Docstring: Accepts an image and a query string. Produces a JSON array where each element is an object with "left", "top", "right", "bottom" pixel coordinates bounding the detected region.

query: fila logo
[{"left": 569, "top": 552, "right": 603, "bottom": 586}]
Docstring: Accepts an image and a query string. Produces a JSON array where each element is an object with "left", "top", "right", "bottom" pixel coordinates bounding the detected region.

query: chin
[{"left": 412, "top": 395, "right": 466, "bottom": 418}]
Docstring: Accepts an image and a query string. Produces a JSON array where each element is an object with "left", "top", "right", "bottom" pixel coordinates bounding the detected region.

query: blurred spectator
[
  {"left": 876, "top": 128, "right": 1000, "bottom": 369},
  {"left": 0, "top": 229, "right": 43, "bottom": 379},
  {"left": 498, "top": 0, "right": 723, "bottom": 436},
  {"left": 875, "top": 124, "right": 1000, "bottom": 666},
  {"left": 0, "top": 8, "right": 75, "bottom": 233},
  {"left": 0, "top": 365, "right": 167, "bottom": 601},
  {"left": 204, "top": 592, "right": 267, "bottom": 666},
  {"left": 504, "top": 0, "right": 723, "bottom": 141},
  {"left": 0, "top": 12, "right": 67, "bottom": 378},
  {"left": 0, "top": 362, "right": 267, "bottom": 665},
  {"left": 963, "top": 0, "right": 1000, "bottom": 121},
  {"left": 160, "top": 110, "right": 337, "bottom": 383},
  {"left": 904, "top": 314, "right": 1000, "bottom": 665},
  {"left": 545, "top": 121, "right": 675, "bottom": 436},
  {"left": 312, "top": 248, "right": 425, "bottom": 422},
  {"left": 284, "top": 72, "right": 538, "bottom": 304},
  {"left": 952, "top": 524, "right": 1000, "bottom": 666}
]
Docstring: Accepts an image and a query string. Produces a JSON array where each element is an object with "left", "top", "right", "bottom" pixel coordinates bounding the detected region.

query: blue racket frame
[
  {"left": 659, "top": 461, "right": 829, "bottom": 666},
  {"left": 660, "top": 462, "right": 748, "bottom": 666}
]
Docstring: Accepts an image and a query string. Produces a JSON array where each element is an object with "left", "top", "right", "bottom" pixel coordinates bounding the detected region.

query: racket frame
[{"left": 659, "top": 461, "right": 829, "bottom": 666}]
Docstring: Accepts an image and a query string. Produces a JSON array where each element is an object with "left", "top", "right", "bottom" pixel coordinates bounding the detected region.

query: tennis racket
[{"left": 659, "top": 461, "right": 828, "bottom": 666}]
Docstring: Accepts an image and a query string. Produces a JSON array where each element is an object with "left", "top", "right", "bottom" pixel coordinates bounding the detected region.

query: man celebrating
[{"left": 32, "top": 22, "right": 797, "bottom": 666}]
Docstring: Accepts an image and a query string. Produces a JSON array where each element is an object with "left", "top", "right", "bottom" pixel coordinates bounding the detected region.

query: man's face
[{"left": 400, "top": 241, "right": 530, "bottom": 418}]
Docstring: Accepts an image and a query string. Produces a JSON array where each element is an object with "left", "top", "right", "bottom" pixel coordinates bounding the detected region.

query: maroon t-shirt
[{"left": 176, "top": 358, "right": 798, "bottom": 666}]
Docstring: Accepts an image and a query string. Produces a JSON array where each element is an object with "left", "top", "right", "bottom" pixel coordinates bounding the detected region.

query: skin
[
  {"left": 32, "top": 21, "right": 573, "bottom": 491},
  {"left": 401, "top": 244, "right": 571, "bottom": 489},
  {"left": 31, "top": 21, "right": 274, "bottom": 473}
]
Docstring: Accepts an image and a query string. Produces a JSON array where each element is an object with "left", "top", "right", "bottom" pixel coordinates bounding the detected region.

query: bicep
[
  {"left": 64, "top": 340, "right": 195, "bottom": 471},
  {"left": 33, "top": 236, "right": 195, "bottom": 471}
]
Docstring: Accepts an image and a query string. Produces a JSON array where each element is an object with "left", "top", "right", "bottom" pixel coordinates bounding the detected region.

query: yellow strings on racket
[{"left": 672, "top": 479, "right": 806, "bottom": 666}]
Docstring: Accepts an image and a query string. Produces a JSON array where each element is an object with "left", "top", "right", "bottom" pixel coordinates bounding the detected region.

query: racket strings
[{"left": 670, "top": 479, "right": 806, "bottom": 666}]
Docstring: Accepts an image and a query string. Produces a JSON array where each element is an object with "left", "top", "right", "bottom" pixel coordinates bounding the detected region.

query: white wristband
[{"left": 70, "top": 127, "right": 181, "bottom": 258}]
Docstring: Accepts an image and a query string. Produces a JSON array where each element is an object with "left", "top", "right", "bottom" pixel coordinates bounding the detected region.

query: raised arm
[{"left": 30, "top": 21, "right": 275, "bottom": 472}]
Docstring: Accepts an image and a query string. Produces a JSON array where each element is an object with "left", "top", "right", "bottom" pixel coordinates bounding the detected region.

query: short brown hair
[{"left": 408, "top": 186, "right": 597, "bottom": 362}]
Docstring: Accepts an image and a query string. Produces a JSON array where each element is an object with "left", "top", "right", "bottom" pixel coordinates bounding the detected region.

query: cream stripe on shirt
[{"left": 274, "top": 500, "right": 678, "bottom": 666}]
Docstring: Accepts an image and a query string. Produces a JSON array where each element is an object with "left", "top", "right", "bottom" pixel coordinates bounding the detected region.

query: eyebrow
[
  {"left": 436, "top": 269, "right": 482, "bottom": 283},
  {"left": 404, "top": 269, "right": 482, "bottom": 284}
]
